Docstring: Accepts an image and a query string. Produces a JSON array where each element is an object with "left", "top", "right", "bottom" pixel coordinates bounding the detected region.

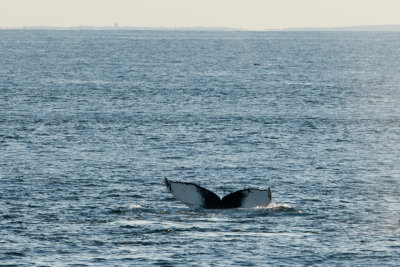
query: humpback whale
[{"left": 164, "top": 178, "right": 272, "bottom": 209}]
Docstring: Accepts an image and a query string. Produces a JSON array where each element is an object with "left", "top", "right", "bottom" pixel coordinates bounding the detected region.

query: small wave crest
[
  {"left": 128, "top": 204, "right": 142, "bottom": 209},
  {"left": 253, "top": 201, "right": 301, "bottom": 214}
]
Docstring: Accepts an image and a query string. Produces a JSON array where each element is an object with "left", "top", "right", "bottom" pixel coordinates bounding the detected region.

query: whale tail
[{"left": 164, "top": 178, "right": 272, "bottom": 209}]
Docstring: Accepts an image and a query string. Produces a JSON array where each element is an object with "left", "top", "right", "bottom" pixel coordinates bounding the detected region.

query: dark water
[{"left": 1, "top": 30, "right": 400, "bottom": 266}]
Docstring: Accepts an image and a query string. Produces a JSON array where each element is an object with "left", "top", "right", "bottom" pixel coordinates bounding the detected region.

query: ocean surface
[{"left": 1, "top": 30, "right": 400, "bottom": 266}]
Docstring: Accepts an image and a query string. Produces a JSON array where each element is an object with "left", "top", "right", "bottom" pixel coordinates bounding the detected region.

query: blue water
[{"left": 1, "top": 30, "right": 400, "bottom": 266}]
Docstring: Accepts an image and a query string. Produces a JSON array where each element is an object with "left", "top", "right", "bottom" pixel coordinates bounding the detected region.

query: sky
[{"left": 1, "top": 0, "right": 400, "bottom": 30}]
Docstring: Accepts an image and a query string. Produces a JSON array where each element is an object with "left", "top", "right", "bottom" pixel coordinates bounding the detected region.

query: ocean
[{"left": 1, "top": 30, "right": 399, "bottom": 266}]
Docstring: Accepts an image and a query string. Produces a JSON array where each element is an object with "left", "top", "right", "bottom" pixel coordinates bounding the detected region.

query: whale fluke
[{"left": 164, "top": 178, "right": 272, "bottom": 209}]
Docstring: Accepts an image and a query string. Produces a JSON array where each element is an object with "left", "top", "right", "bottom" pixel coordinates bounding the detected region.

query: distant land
[
  {"left": 0, "top": 26, "right": 240, "bottom": 31},
  {"left": 279, "top": 25, "right": 400, "bottom": 31},
  {"left": 1, "top": 25, "right": 400, "bottom": 31}
]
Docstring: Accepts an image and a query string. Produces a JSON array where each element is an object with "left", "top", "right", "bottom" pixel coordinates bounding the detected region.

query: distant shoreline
[
  {"left": 1, "top": 25, "right": 400, "bottom": 32},
  {"left": 279, "top": 25, "right": 400, "bottom": 32}
]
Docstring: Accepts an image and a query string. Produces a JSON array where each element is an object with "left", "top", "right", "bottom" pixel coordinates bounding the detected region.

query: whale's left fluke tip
[{"left": 164, "top": 177, "right": 171, "bottom": 191}]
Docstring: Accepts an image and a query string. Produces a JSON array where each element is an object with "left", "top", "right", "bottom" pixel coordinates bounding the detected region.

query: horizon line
[{"left": 2, "top": 24, "right": 400, "bottom": 32}]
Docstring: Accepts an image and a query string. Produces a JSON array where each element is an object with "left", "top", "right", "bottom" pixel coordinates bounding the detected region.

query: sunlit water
[{"left": 1, "top": 30, "right": 400, "bottom": 266}]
